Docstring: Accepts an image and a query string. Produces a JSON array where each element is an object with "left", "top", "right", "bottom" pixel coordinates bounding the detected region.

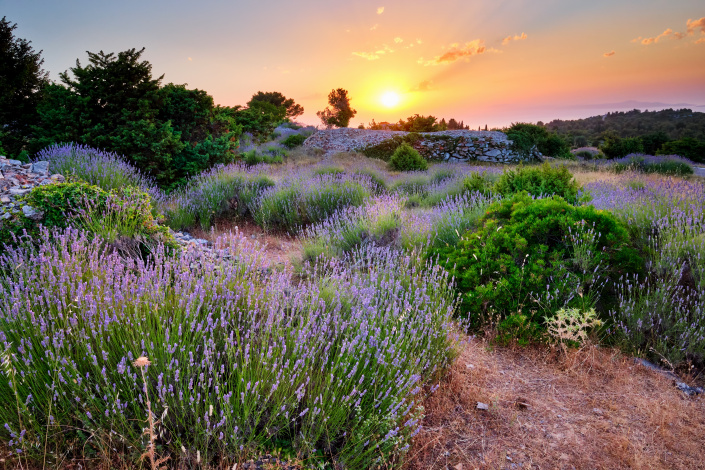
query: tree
[
  {"left": 0, "top": 16, "right": 49, "bottom": 156},
  {"left": 248, "top": 91, "right": 303, "bottom": 119},
  {"left": 33, "top": 48, "right": 241, "bottom": 187},
  {"left": 232, "top": 100, "right": 286, "bottom": 143},
  {"left": 317, "top": 88, "right": 356, "bottom": 128}
]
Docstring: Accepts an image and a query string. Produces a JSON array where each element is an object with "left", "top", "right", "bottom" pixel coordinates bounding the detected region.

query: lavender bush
[
  {"left": 0, "top": 227, "right": 460, "bottom": 468},
  {"left": 34, "top": 143, "right": 159, "bottom": 195}
]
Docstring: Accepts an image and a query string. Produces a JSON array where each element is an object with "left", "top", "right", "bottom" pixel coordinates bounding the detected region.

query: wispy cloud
[
  {"left": 377, "top": 6, "right": 384, "bottom": 14},
  {"left": 421, "top": 39, "right": 486, "bottom": 66},
  {"left": 352, "top": 51, "right": 382, "bottom": 61},
  {"left": 409, "top": 80, "right": 434, "bottom": 92},
  {"left": 394, "top": 37, "right": 403, "bottom": 43},
  {"left": 603, "top": 50, "right": 616, "bottom": 57},
  {"left": 634, "top": 17, "right": 705, "bottom": 45},
  {"left": 501, "top": 32, "right": 527, "bottom": 46}
]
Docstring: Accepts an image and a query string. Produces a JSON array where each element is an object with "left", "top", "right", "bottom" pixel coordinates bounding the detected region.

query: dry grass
[{"left": 406, "top": 338, "right": 705, "bottom": 470}]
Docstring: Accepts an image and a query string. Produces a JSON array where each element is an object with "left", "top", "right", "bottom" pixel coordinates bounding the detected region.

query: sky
[{"left": 3, "top": 0, "right": 705, "bottom": 128}]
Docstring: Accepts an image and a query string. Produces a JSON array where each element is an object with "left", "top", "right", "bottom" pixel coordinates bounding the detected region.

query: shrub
[
  {"left": 281, "top": 133, "right": 307, "bottom": 149},
  {"left": 243, "top": 149, "right": 283, "bottom": 166},
  {"left": 463, "top": 171, "right": 495, "bottom": 196},
  {"left": 658, "top": 137, "right": 705, "bottom": 163},
  {"left": 389, "top": 143, "right": 427, "bottom": 172},
  {"left": 493, "top": 163, "right": 580, "bottom": 203},
  {"left": 34, "top": 143, "right": 159, "bottom": 194},
  {"left": 428, "top": 193, "right": 641, "bottom": 329},
  {"left": 252, "top": 175, "right": 371, "bottom": 233},
  {"left": 0, "top": 231, "right": 459, "bottom": 468},
  {"left": 612, "top": 154, "right": 693, "bottom": 176},
  {"left": 1, "top": 181, "right": 175, "bottom": 254},
  {"left": 359, "top": 133, "right": 422, "bottom": 161}
]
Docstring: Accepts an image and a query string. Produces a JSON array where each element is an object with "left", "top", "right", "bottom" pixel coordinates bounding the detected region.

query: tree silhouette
[{"left": 317, "top": 88, "right": 357, "bottom": 128}]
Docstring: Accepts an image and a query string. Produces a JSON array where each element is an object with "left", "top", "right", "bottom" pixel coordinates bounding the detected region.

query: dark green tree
[
  {"left": 0, "top": 17, "right": 49, "bottom": 157},
  {"left": 32, "top": 48, "right": 240, "bottom": 187},
  {"left": 232, "top": 100, "right": 286, "bottom": 143},
  {"left": 317, "top": 88, "right": 357, "bottom": 128},
  {"left": 247, "top": 91, "right": 304, "bottom": 119}
]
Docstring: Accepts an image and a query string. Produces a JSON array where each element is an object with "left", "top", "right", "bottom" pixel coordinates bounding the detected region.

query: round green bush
[
  {"left": 428, "top": 192, "right": 642, "bottom": 329},
  {"left": 494, "top": 163, "right": 580, "bottom": 203},
  {"left": 388, "top": 142, "right": 428, "bottom": 171}
]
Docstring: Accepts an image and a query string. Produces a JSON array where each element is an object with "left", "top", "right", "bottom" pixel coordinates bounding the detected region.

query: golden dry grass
[{"left": 405, "top": 339, "right": 705, "bottom": 470}]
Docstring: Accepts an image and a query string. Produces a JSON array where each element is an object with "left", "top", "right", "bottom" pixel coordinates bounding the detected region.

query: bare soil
[{"left": 406, "top": 338, "right": 705, "bottom": 470}]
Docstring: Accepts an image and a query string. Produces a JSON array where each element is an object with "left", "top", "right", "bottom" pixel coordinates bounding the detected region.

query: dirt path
[{"left": 407, "top": 339, "right": 705, "bottom": 470}]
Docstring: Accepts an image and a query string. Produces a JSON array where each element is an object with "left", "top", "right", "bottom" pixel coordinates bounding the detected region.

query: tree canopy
[
  {"left": 248, "top": 91, "right": 304, "bottom": 119},
  {"left": 0, "top": 16, "right": 49, "bottom": 157},
  {"left": 317, "top": 88, "right": 357, "bottom": 128}
]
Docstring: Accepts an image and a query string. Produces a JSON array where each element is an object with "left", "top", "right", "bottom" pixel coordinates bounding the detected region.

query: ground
[{"left": 406, "top": 338, "right": 705, "bottom": 470}]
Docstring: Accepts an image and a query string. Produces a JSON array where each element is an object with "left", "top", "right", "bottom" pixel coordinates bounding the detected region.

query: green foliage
[
  {"left": 463, "top": 171, "right": 495, "bottom": 196},
  {"left": 600, "top": 133, "right": 644, "bottom": 159},
  {"left": 397, "top": 114, "right": 440, "bottom": 132},
  {"left": 388, "top": 143, "right": 428, "bottom": 171},
  {"left": 658, "top": 137, "right": 705, "bottom": 163},
  {"left": 494, "top": 163, "right": 580, "bottom": 203},
  {"left": 1, "top": 181, "right": 175, "bottom": 253},
  {"left": 546, "top": 108, "right": 705, "bottom": 144},
  {"left": 505, "top": 123, "right": 570, "bottom": 158},
  {"left": 242, "top": 150, "right": 283, "bottom": 166},
  {"left": 253, "top": 180, "right": 370, "bottom": 234},
  {"left": 233, "top": 100, "right": 286, "bottom": 143},
  {"left": 248, "top": 91, "right": 304, "bottom": 119},
  {"left": 359, "top": 134, "right": 419, "bottom": 161},
  {"left": 317, "top": 88, "right": 357, "bottom": 128},
  {"left": 281, "top": 133, "right": 307, "bottom": 149},
  {"left": 613, "top": 156, "right": 693, "bottom": 176},
  {"left": 0, "top": 16, "right": 49, "bottom": 156},
  {"left": 30, "top": 49, "right": 240, "bottom": 188},
  {"left": 429, "top": 193, "right": 640, "bottom": 329}
]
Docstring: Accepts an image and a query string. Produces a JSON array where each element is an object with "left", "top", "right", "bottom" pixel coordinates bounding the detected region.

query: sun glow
[{"left": 380, "top": 91, "right": 400, "bottom": 108}]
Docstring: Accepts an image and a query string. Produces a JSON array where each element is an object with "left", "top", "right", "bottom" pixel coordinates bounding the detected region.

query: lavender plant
[
  {"left": 0, "top": 227, "right": 459, "bottom": 468},
  {"left": 34, "top": 143, "right": 159, "bottom": 195}
]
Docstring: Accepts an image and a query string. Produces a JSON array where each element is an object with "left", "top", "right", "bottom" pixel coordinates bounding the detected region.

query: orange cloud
[
  {"left": 502, "top": 32, "right": 527, "bottom": 46},
  {"left": 687, "top": 17, "right": 705, "bottom": 35},
  {"left": 422, "top": 39, "right": 486, "bottom": 66},
  {"left": 635, "top": 17, "right": 705, "bottom": 45},
  {"left": 603, "top": 50, "right": 615, "bottom": 57}
]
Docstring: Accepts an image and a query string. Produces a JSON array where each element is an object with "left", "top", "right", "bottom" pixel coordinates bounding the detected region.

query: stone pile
[
  {"left": 303, "top": 128, "right": 541, "bottom": 163},
  {"left": 0, "top": 156, "right": 64, "bottom": 221}
]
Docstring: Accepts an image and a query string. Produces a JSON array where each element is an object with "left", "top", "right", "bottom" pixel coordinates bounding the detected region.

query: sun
[{"left": 380, "top": 91, "right": 400, "bottom": 108}]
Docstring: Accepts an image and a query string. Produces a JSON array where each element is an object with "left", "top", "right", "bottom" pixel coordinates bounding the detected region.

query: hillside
[{"left": 545, "top": 108, "right": 705, "bottom": 144}]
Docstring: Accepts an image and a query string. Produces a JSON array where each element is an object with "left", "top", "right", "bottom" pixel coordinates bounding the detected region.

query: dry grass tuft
[{"left": 405, "top": 338, "right": 705, "bottom": 470}]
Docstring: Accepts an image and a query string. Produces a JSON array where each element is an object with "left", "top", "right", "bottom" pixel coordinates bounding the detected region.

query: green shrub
[
  {"left": 494, "top": 163, "right": 580, "bottom": 203},
  {"left": 281, "top": 133, "right": 307, "bottom": 149},
  {"left": 574, "top": 150, "right": 596, "bottom": 160},
  {"left": 243, "top": 150, "right": 283, "bottom": 166},
  {"left": 1, "top": 181, "right": 176, "bottom": 254},
  {"left": 388, "top": 143, "right": 428, "bottom": 171},
  {"left": 463, "top": 172, "right": 495, "bottom": 196},
  {"left": 359, "top": 133, "right": 422, "bottom": 161},
  {"left": 428, "top": 193, "right": 641, "bottom": 330}
]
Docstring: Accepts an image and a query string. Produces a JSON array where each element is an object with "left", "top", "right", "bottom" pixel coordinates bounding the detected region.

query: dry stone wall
[
  {"left": 0, "top": 156, "right": 64, "bottom": 221},
  {"left": 303, "top": 128, "right": 541, "bottom": 163}
]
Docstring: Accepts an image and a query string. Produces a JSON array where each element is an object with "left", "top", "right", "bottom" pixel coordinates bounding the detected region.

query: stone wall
[
  {"left": 303, "top": 128, "right": 540, "bottom": 163},
  {"left": 0, "top": 156, "right": 64, "bottom": 221}
]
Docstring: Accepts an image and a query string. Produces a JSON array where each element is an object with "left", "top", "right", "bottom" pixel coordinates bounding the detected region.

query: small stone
[
  {"left": 22, "top": 205, "right": 44, "bottom": 220},
  {"left": 465, "top": 363, "right": 475, "bottom": 369},
  {"left": 31, "top": 161, "right": 50, "bottom": 175},
  {"left": 8, "top": 188, "right": 30, "bottom": 196},
  {"left": 8, "top": 159, "right": 22, "bottom": 166},
  {"left": 0, "top": 196, "right": 11, "bottom": 203},
  {"left": 477, "top": 402, "right": 489, "bottom": 411}
]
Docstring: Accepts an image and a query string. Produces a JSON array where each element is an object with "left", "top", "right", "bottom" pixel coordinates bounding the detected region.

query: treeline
[
  {"left": 545, "top": 108, "right": 705, "bottom": 162},
  {"left": 365, "top": 114, "right": 470, "bottom": 132},
  {"left": 0, "top": 17, "right": 302, "bottom": 188}
]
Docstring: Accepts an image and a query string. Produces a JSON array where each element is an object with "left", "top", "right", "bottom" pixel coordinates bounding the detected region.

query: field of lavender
[{"left": 1, "top": 143, "right": 704, "bottom": 468}]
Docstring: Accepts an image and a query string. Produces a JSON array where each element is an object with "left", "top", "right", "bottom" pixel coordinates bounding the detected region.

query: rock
[
  {"left": 31, "top": 161, "right": 50, "bottom": 175},
  {"left": 7, "top": 159, "right": 22, "bottom": 166},
  {"left": 477, "top": 402, "right": 489, "bottom": 411},
  {"left": 8, "top": 188, "right": 30, "bottom": 196},
  {"left": 22, "top": 205, "right": 44, "bottom": 220},
  {"left": 0, "top": 196, "right": 10, "bottom": 204},
  {"left": 484, "top": 149, "right": 502, "bottom": 158}
]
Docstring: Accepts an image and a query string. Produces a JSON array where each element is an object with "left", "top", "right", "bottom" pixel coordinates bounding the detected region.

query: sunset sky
[{"left": 4, "top": 0, "right": 705, "bottom": 128}]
